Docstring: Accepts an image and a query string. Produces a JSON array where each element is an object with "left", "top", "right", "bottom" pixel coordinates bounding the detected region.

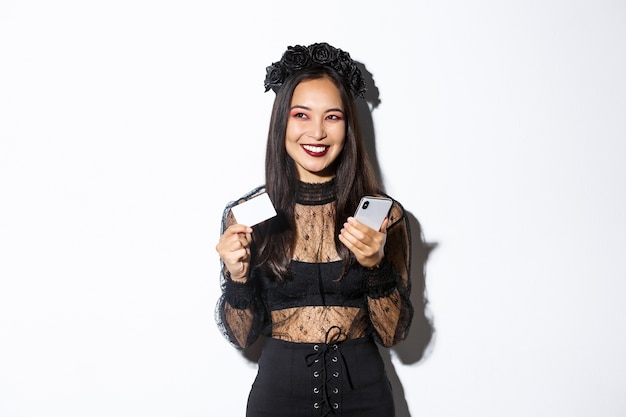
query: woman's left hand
[{"left": 339, "top": 217, "right": 388, "bottom": 268}]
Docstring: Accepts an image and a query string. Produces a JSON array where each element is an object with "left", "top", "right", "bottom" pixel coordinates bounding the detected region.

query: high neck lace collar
[{"left": 295, "top": 178, "right": 337, "bottom": 205}]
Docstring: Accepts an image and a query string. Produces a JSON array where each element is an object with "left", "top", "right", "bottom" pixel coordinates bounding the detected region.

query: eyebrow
[{"left": 290, "top": 105, "right": 345, "bottom": 114}]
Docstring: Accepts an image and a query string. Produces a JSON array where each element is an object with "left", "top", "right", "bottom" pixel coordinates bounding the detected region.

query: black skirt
[{"left": 246, "top": 336, "right": 394, "bottom": 417}]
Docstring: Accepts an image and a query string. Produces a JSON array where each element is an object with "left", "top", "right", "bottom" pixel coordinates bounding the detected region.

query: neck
[{"left": 295, "top": 178, "right": 337, "bottom": 205}]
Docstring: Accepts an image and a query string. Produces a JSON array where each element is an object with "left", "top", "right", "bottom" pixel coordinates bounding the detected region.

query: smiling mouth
[{"left": 302, "top": 144, "right": 329, "bottom": 156}]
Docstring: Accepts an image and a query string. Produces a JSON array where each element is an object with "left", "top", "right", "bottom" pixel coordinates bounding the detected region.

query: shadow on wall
[
  {"left": 242, "top": 61, "right": 438, "bottom": 417},
  {"left": 358, "top": 62, "right": 438, "bottom": 417},
  {"left": 380, "top": 212, "right": 437, "bottom": 417}
]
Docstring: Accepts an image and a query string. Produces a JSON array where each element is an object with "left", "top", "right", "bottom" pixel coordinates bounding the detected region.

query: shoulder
[{"left": 224, "top": 185, "right": 267, "bottom": 210}]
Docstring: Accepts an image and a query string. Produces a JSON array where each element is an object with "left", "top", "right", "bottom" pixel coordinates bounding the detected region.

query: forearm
[
  {"left": 364, "top": 260, "right": 413, "bottom": 347},
  {"left": 216, "top": 275, "right": 263, "bottom": 348}
]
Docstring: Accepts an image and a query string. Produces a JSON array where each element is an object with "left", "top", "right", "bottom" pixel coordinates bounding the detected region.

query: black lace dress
[{"left": 216, "top": 179, "right": 413, "bottom": 417}]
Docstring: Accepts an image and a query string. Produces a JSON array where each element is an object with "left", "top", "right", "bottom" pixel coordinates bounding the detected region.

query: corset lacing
[{"left": 305, "top": 326, "right": 353, "bottom": 416}]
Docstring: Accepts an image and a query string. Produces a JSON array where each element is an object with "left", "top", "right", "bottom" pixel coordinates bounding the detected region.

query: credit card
[{"left": 231, "top": 192, "right": 277, "bottom": 227}]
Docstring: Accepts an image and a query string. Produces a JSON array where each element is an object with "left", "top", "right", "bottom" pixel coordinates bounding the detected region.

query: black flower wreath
[{"left": 264, "top": 42, "right": 367, "bottom": 98}]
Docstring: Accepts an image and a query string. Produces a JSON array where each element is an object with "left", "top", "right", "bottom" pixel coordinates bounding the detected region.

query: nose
[{"left": 307, "top": 119, "right": 327, "bottom": 141}]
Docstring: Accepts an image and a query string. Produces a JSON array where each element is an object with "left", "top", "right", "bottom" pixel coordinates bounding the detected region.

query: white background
[{"left": 1, "top": 1, "right": 625, "bottom": 416}]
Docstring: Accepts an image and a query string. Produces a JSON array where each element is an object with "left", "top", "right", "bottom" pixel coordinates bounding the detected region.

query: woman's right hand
[{"left": 215, "top": 224, "right": 253, "bottom": 282}]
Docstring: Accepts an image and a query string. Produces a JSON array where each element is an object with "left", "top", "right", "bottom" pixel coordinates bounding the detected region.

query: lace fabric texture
[
  {"left": 216, "top": 181, "right": 413, "bottom": 348},
  {"left": 292, "top": 202, "right": 340, "bottom": 262}
]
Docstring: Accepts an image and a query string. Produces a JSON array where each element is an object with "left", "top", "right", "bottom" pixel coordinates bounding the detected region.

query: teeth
[{"left": 303, "top": 145, "right": 327, "bottom": 153}]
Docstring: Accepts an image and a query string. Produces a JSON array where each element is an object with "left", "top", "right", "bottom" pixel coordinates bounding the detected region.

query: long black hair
[{"left": 256, "top": 66, "right": 380, "bottom": 282}]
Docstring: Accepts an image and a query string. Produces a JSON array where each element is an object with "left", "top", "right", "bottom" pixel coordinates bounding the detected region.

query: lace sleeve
[
  {"left": 364, "top": 199, "right": 413, "bottom": 347},
  {"left": 215, "top": 186, "right": 267, "bottom": 349}
]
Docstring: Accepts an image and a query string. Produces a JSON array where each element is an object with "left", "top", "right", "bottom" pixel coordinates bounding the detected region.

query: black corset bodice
[{"left": 260, "top": 261, "right": 365, "bottom": 311}]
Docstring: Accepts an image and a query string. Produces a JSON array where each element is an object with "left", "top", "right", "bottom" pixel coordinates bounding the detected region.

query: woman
[{"left": 215, "top": 42, "right": 413, "bottom": 417}]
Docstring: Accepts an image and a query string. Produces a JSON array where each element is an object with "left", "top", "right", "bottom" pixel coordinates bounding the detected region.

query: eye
[
  {"left": 326, "top": 113, "right": 344, "bottom": 121},
  {"left": 291, "top": 111, "right": 308, "bottom": 119}
]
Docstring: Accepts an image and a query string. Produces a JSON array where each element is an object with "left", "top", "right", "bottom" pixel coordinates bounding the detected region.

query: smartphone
[{"left": 353, "top": 196, "right": 393, "bottom": 231}]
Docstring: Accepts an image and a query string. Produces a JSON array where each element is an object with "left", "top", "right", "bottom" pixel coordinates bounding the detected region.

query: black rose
[
  {"left": 264, "top": 62, "right": 286, "bottom": 92},
  {"left": 333, "top": 50, "right": 352, "bottom": 74},
  {"left": 309, "top": 42, "right": 338, "bottom": 65},
  {"left": 264, "top": 42, "right": 367, "bottom": 99},
  {"left": 281, "top": 45, "right": 310, "bottom": 72},
  {"left": 348, "top": 67, "right": 367, "bottom": 98}
]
